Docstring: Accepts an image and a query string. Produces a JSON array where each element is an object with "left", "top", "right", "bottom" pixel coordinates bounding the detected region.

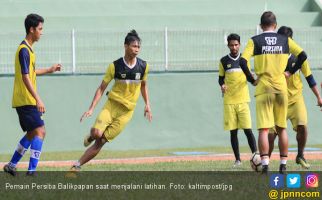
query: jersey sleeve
[
  {"left": 218, "top": 61, "right": 225, "bottom": 76},
  {"left": 288, "top": 38, "right": 303, "bottom": 56},
  {"left": 18, "top": 48, "right": 30, "bottom": 74},
  {"left": 241, "top": 39, "right": 254, "bottom": 62},
  {"left": 142, "top": 63, "right": 149, "bottom": 81},
  {"left": 300, "top": 60, "right": 312, "bottom": 78},
  {"left": 103, "top": 63, "right": 115, "bottom": 84}
]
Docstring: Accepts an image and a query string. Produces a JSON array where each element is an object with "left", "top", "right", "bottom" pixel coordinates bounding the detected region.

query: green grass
[
  {"left": 1, "top": 145, "right": 321, "bottom": 171},
  {"left": 37, "top": 160, "right": 322, "bottom": 171},
  {"left": 2, "top": 144, "right": 321, "bottom": 162}
]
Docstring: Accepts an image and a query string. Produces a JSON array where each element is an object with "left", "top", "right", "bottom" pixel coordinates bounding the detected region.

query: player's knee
[{"left": 90, "top": 128, "right": 103, "bottom": 140}]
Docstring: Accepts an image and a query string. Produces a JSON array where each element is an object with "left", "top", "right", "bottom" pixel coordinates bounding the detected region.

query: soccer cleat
[
  {"left": 279, "top": 164, "right": 287, "bottom": 174},
  {"left": 26, "top": 171, "right": 37, "bottom": 176},
  {"left": 233, "top": 160, "right": 242, "bottom": 167},
  {"left": 3, "top": 164, "right": 17, "bottom": 176},
  {"left": 261, "top": 165, "right": 268, "bottom": 175},
  {"left": 296, "top": 156, "right": 310, "bottom": 169},
  {"left": 83, "top": 134, "right": 93, "bottom": 147},
  {"left": 65, "top": 165, "right": 81, "bottom": 178}
]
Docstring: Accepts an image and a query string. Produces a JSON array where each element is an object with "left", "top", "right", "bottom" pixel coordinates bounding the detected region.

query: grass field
[{"left": 1, "top": 145, "right": 322, "bottom": 171}]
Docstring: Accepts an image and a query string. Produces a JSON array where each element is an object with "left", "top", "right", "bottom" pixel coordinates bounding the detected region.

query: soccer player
[
  {"left": 218, "top": 33, "right": 257, "bottom": 167},
  {"left": 239, "top": 11, "right": 308, "bottom": 174},
  {"left": 3, "top": 14, "right": 61, "bottom": 176},
  {"left": 69, "top": 30, "right": 152, "bottom": 172},
  {"left": 268, "top": 26, "right": 322, "bottom": 169}
]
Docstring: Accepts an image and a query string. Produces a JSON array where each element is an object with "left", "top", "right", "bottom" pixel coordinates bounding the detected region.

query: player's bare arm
[
  {"left": 36, "top": 63, "right": 62, "bottom": 75},
  {"left": 310, "top": 85, "right": 322, "bottom": 107},
  {"left": 80, "top": 80, "right": 108, "bottom": 122},
  {"left": 141, "top": 80, "right": 152, "bottom": 122},
  {"left": 22, "top": 74, "right": 45, "bottom": 113}
]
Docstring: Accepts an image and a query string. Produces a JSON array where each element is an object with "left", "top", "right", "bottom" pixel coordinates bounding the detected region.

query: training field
[{"left": 1, "top": 146, "right": 322, "bottom": 171}]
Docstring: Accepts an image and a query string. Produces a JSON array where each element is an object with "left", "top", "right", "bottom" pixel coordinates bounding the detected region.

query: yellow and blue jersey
[
  {"left": 219, "top": 53, "right": 250, "bottom": 104},
  {"left": 242, "top": 32, "right": 303, "bottom": 96},
  {"left": 103, "top": 57, "right": 149, "bottom": 110},
  {"left": 12, "top": 40, "right": 37, "bottom": 107}
]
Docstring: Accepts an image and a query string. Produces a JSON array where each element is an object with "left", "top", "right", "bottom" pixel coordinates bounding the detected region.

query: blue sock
[
  {"left": 9, "top": 136, "right": 31, "bottom": 168},
  {"left": 28, "top": 136, "right": 43, "bottom": 172}
]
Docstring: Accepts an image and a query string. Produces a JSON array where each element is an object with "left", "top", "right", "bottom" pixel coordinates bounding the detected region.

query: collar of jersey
[
  {"left": 123, "top": 57, "right": 137, "bottom": 69},
  {"left": 228, "top": 53, "right": 240, "bottom": 61}
]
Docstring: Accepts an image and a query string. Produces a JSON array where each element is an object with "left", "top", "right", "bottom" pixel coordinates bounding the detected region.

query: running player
[
  {"left": 4, "top": 14, "right": 61, "bottom": 176},
  {"left": 239, "top": 11, "right": 308, "bottom": 174},
  {"left": 69, "top": 30, "right": 152, "bottom": 172},
  {"left": 268, "top": 26, "right": 322, "bottom": 169},
  {"left": 218, "top": 33, "right": 257, "bottom": 167}
]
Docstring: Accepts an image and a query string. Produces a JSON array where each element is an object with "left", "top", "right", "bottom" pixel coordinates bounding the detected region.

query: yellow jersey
[
  {"left": 12, "top": 40, "right": 37, "bottom": 107},
  {"left": 219, "top": 53, "right": 250, "bottom": 104},
  {"left": 286, "top": 54, "right": 312, "bottom": 104},
  {"left": 103, "top": 57, "right": 148, "bottom": 110},
  {"left": 242, "top": 31, "right": 303, "bottom": 96}
]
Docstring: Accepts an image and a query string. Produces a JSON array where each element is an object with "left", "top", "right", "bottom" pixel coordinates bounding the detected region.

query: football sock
[
  {"left": 230, "top": 129, "right": 240, "bottom": 161},
  {"left": 9, "top": 136, "right": 31, "bottom": 168},
  {"left": 28, "top": 136, "right": 43, "bottom": 172}
]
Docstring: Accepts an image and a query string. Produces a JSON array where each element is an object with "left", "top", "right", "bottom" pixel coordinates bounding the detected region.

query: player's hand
[
  {"left": 80, "top": 109, "right": 93, "bottom": 122},
  {"left": 36, "top": 98, "right": 46, "bottom": 113},
  {"left": 220, "top": 85, "right": 227, "bottom": 93},
  {"left": 284, "top": 71, "right": 291, "bottom": 78},
  {"left": 317, "top": 98, "right": 322, "bottom": 110},
  {"left": 49, "top": 64, "right": 62, "bottom": 73},
  {"left": 252, "top": 79, "right": 259, "bottom": 86},
  {"left": 144, "top": 104, "right": 152, "bottom": 122}
]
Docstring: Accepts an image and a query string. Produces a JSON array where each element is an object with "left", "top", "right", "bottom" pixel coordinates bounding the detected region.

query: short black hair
[
  {"left": 277, "top": 26, "right": 293, "bottom": 38},
  {"left": 260, "top": 11, "right": 277, "bottom": 27},
  {"left": 124, "top": 30, "right": 141, "bottom": 45},
  {"left": 227, "top": 33, "right": 240, "bottom": 44},
  {"left": 25, "top": 14, "right": 44, "bottom": 35}
]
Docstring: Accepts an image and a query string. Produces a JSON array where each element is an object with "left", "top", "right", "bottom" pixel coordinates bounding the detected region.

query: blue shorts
[{"left": 16, "top": 106, "right": 44, "bottom": 132}]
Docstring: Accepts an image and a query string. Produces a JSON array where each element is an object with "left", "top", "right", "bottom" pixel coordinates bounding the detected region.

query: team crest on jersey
[
  {"left": 265, "top": 37, "right": 277, "bottom": 45},
  {"left": 121, "top": 74, "right": 126, "bottom": 78},
  {"left": 227, "top": 64, "right": 232, "bottom": 68},
  {"left": 135, "top": 73, "right": 141, "bottom": 80}
]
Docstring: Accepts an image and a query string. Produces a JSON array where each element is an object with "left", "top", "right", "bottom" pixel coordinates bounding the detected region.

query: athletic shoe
[
  {"left": 279, "top": 164, "right": 287, "bottom": 174},
  {"left": 296, "top": 156, "right": 310, "bottom": 169},
  {"left": 26, "top": 171, "right": 37, "bottom": 176},
  {"left": 84, "top": 134, "right": 93, "bottom": 147},
  {"left": 233, "top": 160, "right": 242, "bottom": 167},
  {"left": 261, "top": 165, "right": 268, "bottom": 175},
  {"left": 65, "top": 165, "right": 81, "bottom": 178},
  {"left": 3, "top": 164, "right": 17, "bottom": 176}
]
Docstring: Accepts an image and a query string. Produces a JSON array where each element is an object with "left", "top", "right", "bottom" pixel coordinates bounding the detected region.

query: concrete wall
[{"left": 1, "top": 72, "right": 321, "bottom": 153}]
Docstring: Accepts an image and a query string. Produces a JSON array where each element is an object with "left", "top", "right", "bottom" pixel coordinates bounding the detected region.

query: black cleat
[
  {"left": 279, "top": 164, "right": 287, "bottom": 174},
  {"left": 26, "top": 171, "right": 37, "bottom": 176},
  {"left": 3, "top": 164, "right": 17, "bottom": 176},
  {"left": 261, "top": 165, "right": 268, "bottom": 175}
]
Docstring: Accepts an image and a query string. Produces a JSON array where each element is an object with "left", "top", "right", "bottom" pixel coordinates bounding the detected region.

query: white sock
[
  {"left": 261, "top": 158, "right": 269, "bottom": 166},
  {"left": 280, "top": 159, "right": 287, "bottom": 165}
]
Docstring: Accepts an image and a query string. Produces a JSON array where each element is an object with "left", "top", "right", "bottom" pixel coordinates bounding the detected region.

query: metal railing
[{"left": 1, "top": 28, "right": 321, "bottom": 75}]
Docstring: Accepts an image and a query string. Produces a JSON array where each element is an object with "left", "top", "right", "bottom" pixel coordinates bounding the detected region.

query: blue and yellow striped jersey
[
  {"left": 242, "top": 31, "right": 303, "bottom": 96},
  {"left": 103, "top": 57, "right": 149, "bottom": 110},
  {"left": 219, "top": 53, "right": 250, "bottom": 104},
  {"left": 12, "top": 40, "right": 37, "bottom": 107}
]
